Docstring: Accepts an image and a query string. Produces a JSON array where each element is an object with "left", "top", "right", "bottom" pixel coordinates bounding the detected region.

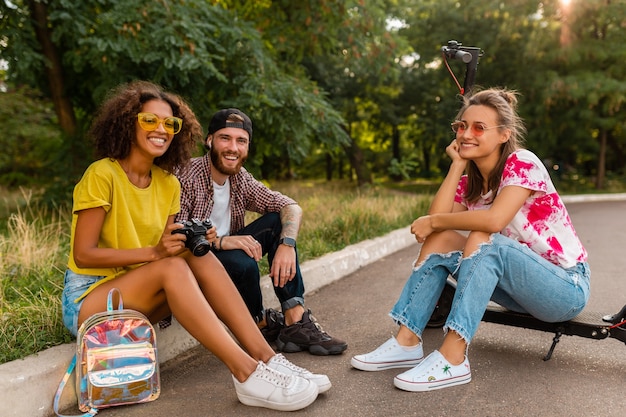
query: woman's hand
[
  {"left": 411, "top": 215, "right": 434, "bottom": 244},
  {"left": 446, "top": 139, "right": 467, "bottom": 167},
  {"left": 155, "top": 223, "right": 188, "bottom": 259},
  {"left": 206, "top": 225, "right": 217, "bottom": 240},
  {"left": 205, "top": 225, "right": 218, "bottom": 249}
]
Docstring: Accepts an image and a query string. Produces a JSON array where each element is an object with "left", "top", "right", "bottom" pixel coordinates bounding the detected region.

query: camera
[{"left": 172, "top": 219, "right": 213, "bottom": 256}]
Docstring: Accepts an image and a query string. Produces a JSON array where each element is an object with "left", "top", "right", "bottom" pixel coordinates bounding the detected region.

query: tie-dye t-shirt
[{"left": 454, "top": 149, "right": 587, "bottom": 268}]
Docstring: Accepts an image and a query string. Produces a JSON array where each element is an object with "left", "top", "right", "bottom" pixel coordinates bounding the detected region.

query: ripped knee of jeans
[
  {"left": 462, "top": 232, "right": 495, "bottom": 260},
  {"left": 412, "top": 250, "right": 463, "bottom": 271}
]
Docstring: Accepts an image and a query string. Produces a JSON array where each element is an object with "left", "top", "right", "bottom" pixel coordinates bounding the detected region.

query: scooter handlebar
[{"left": 441, "top": 45, "right": 473, "bottom": 63}]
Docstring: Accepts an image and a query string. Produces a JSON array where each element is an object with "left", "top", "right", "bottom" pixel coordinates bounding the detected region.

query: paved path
[{"left": 64, "top": 201, "right": 626, "bottom": 417}]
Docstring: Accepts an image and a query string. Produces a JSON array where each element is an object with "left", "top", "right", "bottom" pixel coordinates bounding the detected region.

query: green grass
[
  {"left": 0, "top": 180, "right": 432, "bottom": 364},
  {"left": 0, "top": 193, "right": 74, "bottom": 363}
]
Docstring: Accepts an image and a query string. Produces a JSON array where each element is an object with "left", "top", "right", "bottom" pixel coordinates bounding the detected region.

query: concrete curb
[
  {"left": 559, "top": 192, "right": 626, "bottom": 203},
  {"left": 2, "top": 193, "right": 624, "bottom": 417}
]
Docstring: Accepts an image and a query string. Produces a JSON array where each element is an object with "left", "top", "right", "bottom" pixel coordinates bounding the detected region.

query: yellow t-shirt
[{"left": 68, "top": 158, "right": 180, "bottom": 299}]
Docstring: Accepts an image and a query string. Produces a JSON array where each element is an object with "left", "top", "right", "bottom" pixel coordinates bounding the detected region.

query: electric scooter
[{"left": 425, "top": 41, "right": 626, "bottom": 361}]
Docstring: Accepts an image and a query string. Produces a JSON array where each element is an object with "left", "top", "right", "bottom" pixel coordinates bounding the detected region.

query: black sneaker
[
  {"left": 275, "top": 310, "right": 347, "bottom": 356},
  {"left": 260, "top": 308, "right": 285, "bottom": 343}
]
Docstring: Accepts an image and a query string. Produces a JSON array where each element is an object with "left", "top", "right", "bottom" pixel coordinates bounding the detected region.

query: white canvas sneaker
[
  {"left": 232, "top": 361, "right": 319, "bottom": 411},
  {"left": 393, "top": 350, "right": 471, "bottom": 392},
  {"left": 351, "top": 336, "right": 424, "bottom": 371},
  {"left": 267, "top": 353, "right": 332, "bottom": 393}
]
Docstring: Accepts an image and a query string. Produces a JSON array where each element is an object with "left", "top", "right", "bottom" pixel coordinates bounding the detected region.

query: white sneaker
[
  {"left": 267, "top": 353, "right": 332, "bottom": 393},
  {"left": 232, "top": 361, "right": 319, "bottom": 411},
  {"left": 351, "top": 337, "right": 424, "bottom": 371},
  {"left": 393, "top": 350, "right": 471, "bottom": 392}
]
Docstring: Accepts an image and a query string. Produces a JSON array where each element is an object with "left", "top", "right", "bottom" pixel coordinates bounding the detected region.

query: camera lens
[{"left": 189, "top": 235, "right": 211, "bottom": 256}]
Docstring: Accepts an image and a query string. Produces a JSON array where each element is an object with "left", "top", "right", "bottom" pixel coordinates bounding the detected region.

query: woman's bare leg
[
  {"left": 78, "top": 256, "right": 258, "bottom": 381},
  {"left": 183, "top": 251, "right": 275, "bottom": 362},
  {"left": 438, "top": 331, "right": 467, "bottom": 365},
  {"left": 417, "top": 230, "right": 467, "bottom": 264}
]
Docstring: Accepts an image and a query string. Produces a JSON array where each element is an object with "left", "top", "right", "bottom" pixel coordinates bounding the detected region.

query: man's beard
[{"left": 210, "top": 146, "right": 247, "bottom": 176}]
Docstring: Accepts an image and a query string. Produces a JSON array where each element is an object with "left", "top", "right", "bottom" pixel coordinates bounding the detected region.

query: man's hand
[
  {"left": 270, "top": 244, "right": 296, "bottom": 287},
  {"left": 220, "top": 235, "right": 262, "bottom": 261}
]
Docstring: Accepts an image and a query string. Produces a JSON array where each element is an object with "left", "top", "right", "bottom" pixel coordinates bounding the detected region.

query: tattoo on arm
[{"left": 280, "top": 204, "right": 303, "bottom": 239}]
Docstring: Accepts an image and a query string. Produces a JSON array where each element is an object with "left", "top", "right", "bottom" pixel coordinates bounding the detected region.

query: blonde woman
[{"left": 352, "top": 88, "right": 590, "bottom": 392}]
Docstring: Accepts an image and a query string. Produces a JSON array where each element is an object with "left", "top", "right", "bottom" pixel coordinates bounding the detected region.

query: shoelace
[
  {"left": 257, "top": 363, "right": 294, "bottom": 388},
  {"left": 409, "top": 353, "right": 447, "bottom": 377},
  {"left": 304, "top": 312, "right": 331, "bottom": 337},
  {"left": 418, "top": 360, "right": 451, "bottom": 378},
  {"left": 369, "top": 339, "right": 398, "bottom": 358},
  {"left": 267, "top": 309, "right": 284, "bottom": 326},
  {"left": 273, "top": 354, "right": 312, "bottom": 376}
]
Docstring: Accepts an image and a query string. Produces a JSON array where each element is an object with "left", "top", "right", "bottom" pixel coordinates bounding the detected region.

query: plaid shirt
[{"left": 176, "top": 154, "right": 297, "bottom": 234}]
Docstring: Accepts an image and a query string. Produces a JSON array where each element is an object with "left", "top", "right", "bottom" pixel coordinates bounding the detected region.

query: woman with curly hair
[
  {"left": 351, "top": 87, "right": 590, "bottom": 392},
  {"left": 62, "top": 80, "right": 327, "bottom": 411}
]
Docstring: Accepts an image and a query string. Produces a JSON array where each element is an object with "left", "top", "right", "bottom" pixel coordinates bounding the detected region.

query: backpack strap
[
  {"left": 53, "top": 355, "right": 98, "bottom": 417},
  {"left": 53, "top": 288, "right": 123, "bottom": 416},
  {"left": 107, "top": 288, "right": 123, "bottom": 311}
]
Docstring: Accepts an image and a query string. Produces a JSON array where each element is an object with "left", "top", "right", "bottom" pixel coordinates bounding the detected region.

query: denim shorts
[{"left": 62, "top": 269, "right": 104, "bottom": 336}]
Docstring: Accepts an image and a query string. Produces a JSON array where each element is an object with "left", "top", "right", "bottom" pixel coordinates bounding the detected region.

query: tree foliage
[
  {"left": 0, "top": 86, "right": 63, "bottom": 186},
  {"left": 1, "top": 0, "right": 625, "bottom": 195},
  {"left": 0, "top": 0, "right": 350, "bottom": 195},
  {"left": 393, "top": 0, "right": 626, "bottom": 186}
]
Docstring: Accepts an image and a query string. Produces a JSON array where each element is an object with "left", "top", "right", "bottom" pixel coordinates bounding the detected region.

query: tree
[
  {"left": 2, "top": 0, "right": 625, "bottom": 191},
  {"left": 538, "top": 0, "right": 626, "bottom": 188},
  {"left": 385, "top": 0, "right": 626, "bottom": 189},
  {"left": 394, "top": 0, "right": 546, "bottom": 174},
  {"left": 0, "top": 0, "right": 349, "bottom": 195},
  {"left": 218, "top": 0, "right": 411, "bottom": 186}
]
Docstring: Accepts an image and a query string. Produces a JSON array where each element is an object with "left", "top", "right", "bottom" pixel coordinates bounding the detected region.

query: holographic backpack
[{"left": 54, "top": 288, "right": 160, "bottom": 416}]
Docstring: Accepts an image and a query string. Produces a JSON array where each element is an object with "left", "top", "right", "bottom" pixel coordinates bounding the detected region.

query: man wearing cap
[{"left": 176, "top": 108, "right": 347, "bottom": 356}]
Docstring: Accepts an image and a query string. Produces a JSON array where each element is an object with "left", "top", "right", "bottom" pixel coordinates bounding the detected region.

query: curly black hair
[{"left": 89, "top": 80, "right": 203, "bottom": 173}]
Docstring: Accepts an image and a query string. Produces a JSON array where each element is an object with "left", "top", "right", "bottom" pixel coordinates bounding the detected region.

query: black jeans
[{"left": 213, "top": 212, "right": 305, "bottom": 323}]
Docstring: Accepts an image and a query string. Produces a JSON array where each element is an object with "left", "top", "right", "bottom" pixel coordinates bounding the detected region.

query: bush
[{"left": 0, "top": 87, "right": 64, "bottom": 188}]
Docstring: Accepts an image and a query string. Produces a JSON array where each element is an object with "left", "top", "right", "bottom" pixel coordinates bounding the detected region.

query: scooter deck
[
  {"left": 483, "top": 304, "right": 613, "bottom": 341},
  {"left": 428, "top": 283, "right": 626, "bottom": 359},
  {"left": 482, "top": 303, "right": 626, "bottom": 360}
]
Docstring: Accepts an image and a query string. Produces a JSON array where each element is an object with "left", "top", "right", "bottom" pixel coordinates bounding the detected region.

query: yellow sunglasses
[{"left": 137, "top": 113, "right": 183, "bottom": 135}]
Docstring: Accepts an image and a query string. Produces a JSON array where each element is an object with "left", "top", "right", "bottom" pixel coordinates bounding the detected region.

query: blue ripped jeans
[{"left": 390, "top": 233, "right": 590, "bottom": 344}]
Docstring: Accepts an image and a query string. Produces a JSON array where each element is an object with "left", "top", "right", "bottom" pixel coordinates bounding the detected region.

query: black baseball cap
[{"left": 207, "top": 108, "right": 253, "bottom": 140}]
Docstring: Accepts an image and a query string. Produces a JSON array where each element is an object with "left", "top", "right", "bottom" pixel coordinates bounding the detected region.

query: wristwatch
[{"left": 278, "top": 237, "right": 296, "bottom": 247}]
